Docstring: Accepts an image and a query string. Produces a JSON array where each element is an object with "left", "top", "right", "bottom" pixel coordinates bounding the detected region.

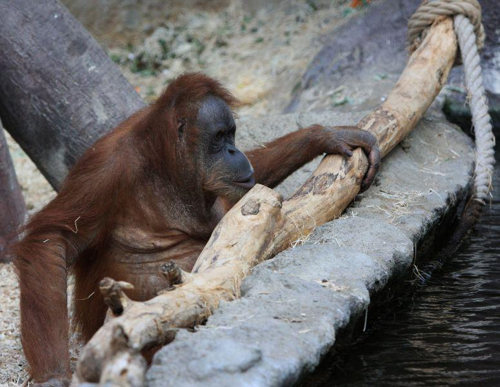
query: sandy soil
[{"left": 0, "top": 1, "right": 365, "bottom": 384}]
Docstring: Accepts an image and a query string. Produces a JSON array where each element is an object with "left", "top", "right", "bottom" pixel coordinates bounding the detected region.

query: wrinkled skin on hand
[{"left": 321, "top": 126, "right": 380, "bottom": 192}]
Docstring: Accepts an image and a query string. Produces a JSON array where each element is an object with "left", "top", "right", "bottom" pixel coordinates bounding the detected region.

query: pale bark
[{"left": 75, "top": 18, "right": 457, "bottom": 385}]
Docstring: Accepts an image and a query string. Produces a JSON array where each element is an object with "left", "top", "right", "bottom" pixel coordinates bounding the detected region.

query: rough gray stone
[
  {"left": 146, "top": 111, "right": 474, "bottom": 387},
  {"left": 285, "top": 0, "right": 500, "bottom": 132},
  {"left": 307, "top": 218, "right": 413, "bottom": 285}
]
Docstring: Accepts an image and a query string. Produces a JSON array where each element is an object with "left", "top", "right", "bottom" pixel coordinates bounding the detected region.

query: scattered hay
[
  {"left": 366, "top": 189, "right": 429, "bottom": 224},
  {"left": 0, "top": 264, "right": 28, "bottom": 386}
]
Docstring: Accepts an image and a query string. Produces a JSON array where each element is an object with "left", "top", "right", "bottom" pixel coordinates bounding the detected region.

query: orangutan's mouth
[{"left": 233, "top": 174, "right": 256, "bottom": 189}]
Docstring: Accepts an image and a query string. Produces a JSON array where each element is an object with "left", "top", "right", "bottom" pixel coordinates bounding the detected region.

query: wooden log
[
  {"left": 76, "top": 18, "right": 457, "bottom": 384},
  {"left": 0, "top": 124, "right": 26, "bottom": 263},
  {"left": 99, "top": 278, "right": 135, "bottom": 316},
  {"left": 0, "top": 0, "right": 145, "bottom": 190}
]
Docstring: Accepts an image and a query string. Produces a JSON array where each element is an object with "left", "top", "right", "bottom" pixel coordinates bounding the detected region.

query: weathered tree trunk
[
  {"left": 76, "top": 18, "right": 457, "bottom": 385},
  {"left": 0, "top": 124, "right": 26, "bottom": 263},
  {"left": 0, "top": 0, "right": 146, "bottom": 190}
]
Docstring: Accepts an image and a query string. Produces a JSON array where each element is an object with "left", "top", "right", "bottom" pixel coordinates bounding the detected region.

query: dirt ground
[{"left": 0, "top": 1, "right": 366, "bottom": 384}]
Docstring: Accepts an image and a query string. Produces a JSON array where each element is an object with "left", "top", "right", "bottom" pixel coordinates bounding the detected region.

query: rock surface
[
  {"left": 285, "top": 0, "right": 500, "bottom": 131},
  {"left": 146, "top": 110, "right": 474, "bottom": 387}
]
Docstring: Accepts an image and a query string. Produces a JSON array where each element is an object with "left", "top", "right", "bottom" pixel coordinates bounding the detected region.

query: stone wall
[{"left": 146, "top": 109, "right": 474, "bottom": 386}]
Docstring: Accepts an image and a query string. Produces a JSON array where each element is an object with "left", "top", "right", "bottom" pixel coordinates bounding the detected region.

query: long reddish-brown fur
[
  {"left": 12, "top": 73, "right": 378, "bottom": 384},
  {"left": 13, "top": 73, "right": 237, "bottom": 381}
]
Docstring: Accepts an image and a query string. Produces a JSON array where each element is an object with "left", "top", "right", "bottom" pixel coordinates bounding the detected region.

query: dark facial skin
[{"left": 197, "top": 96, "right": 255, "bottom": 203}]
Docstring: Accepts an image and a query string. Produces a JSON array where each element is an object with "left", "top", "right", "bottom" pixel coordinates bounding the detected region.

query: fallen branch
[{"left": 75, "top": 18, "right": 457, "bottom": 385}]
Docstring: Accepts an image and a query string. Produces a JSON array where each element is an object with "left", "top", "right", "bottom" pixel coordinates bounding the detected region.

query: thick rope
[
  {"left": 406, "top": 0, "right": 495, "bottom": 250},
  {"left": 409, "top": 0, "right": 494, "bottom": 208},
  {"left": 408, "top": 0, "right": 485, "bottom": 52},
  {"left": 454, "top": 14, "right": 495, "bottom": 203}
]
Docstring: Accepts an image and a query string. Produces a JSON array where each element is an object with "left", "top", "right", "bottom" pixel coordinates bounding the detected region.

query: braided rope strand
[
  {"left": 454, "top": 14, "right": 495, "bottom": 202},
  {"left": 408, "top": 0, "right": 484, "bottom": 51},
  {"left": 409, "top": 0, "right": 494, "bottom": 205}
]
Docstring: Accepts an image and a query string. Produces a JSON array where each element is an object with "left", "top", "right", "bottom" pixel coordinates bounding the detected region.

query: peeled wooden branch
[
  {"left": 100, "top": 278, "right": 134, "bottom": 316},
  {"left": 75, "top": 19, "right": 457, "bottom": 384},
  {"left": 159, "top": 261, "right": 189, "bottom": 291}
]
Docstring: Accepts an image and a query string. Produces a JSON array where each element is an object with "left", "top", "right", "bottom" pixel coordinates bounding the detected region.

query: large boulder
[{"left": 285, "top": 0, "right": 500, "bottom": 132}]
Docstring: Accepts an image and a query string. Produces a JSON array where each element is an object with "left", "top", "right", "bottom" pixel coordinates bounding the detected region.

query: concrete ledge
[{"left": 146, "top": 111, "right": 474, "bottom": 387}]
